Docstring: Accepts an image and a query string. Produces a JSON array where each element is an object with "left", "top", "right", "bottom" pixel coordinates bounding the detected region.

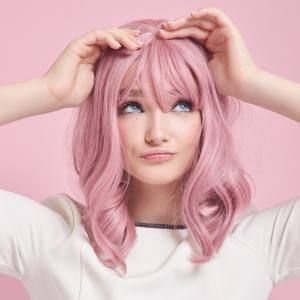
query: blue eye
[
  {"left": 118, "top": 99, "right": 193, "bottom": 114},
  {"left": 119, "top": 101, "right": 141, "bottom": 113},
  {"left": 173, "top": 101, "right": 193, "bottom": 112}
]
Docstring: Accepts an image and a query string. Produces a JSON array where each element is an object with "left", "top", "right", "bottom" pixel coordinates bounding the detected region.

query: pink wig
[{"left": 70, "top": 18, "right": 255, "bottom": 275}]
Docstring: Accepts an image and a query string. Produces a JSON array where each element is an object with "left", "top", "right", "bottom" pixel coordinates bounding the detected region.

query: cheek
[
  {"left": 118, "top": 112, "right": 202, "bottom": 149},
  {"left": 118, "top": 118, "right": 141, "bottom": 149},
  {"left": 171, "top": 113, "right": 202, "bottom": 145}
]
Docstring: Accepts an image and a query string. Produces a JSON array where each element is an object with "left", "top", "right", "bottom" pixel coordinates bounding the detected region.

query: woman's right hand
[{"left": 41, "top": 27, "right": 144, "bottom": 108}]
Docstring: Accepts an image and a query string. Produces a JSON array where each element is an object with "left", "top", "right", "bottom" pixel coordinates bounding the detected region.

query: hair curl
[{"left": 67, "top": 18, "right": 255, "bottom": 275}]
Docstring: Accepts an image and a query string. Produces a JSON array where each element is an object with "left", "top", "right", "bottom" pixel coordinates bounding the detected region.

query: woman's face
[{"left": 117, "top": 80, "right": 202, "bottom": 186}]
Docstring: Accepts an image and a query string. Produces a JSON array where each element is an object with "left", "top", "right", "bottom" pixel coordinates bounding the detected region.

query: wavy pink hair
[{"left": 69, "top": 18, "right": 255, "bottom": 275}]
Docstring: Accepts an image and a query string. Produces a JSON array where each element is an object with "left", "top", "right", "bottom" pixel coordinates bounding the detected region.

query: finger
[
  {"left": 79, "top": 27, "right": 141, "bottom": 43},
  {"left": 102, "top": 33, "right": 124, "bottom": 50},
  {"left": 84, "top": 29, "right": 142, "bottom": 51},
  {"left": 190, "top": 7, "right": 235, "bottom": 28},
  {"left": 162, "top": 16, "right": 216, "bottom": 32},
  {"left": 121, "top": 27, "right": 143, "bottom": 36},
  {"left": 158, "top": 26, "right": 209, "bottom": 42},
  {"left": 81, "top": 46, "right": 101, "bottom": 64},
  {"left": 65, "top": 39, "right": 102, "bottom": 63},
  {"left": 108, "top": 28, "right": 142, "bottom": 44},
  {"left": 81, "top": 31, "right": 121, "bottom": 50},
  {"left": 106, "top": 28, "right": 144, "bottom": 50},
  {"left": 191, "top": 19, "right": 216, "bottom": 31}
]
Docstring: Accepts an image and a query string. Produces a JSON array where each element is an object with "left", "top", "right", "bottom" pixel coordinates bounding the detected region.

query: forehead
[
  {"left": 119, "top": 63, "right": 178, "bottom": 98},
  {"left": 119, "top": 88, "right": 144, "bottom": 97},
  {"left": 119, "top": 88, "right": 178, "bottom": 97}
]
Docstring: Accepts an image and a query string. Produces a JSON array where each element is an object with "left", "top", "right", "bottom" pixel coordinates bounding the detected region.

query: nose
[{"left": 145, "top": 111, "right": 171, "bottom": 145}]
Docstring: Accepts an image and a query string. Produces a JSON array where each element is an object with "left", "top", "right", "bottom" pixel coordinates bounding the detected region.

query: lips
[
  {"left": 143, "top": 153, "right": 174, "bottom": 158},
  {"left": 140, "top": 149, "right": 176, "bottom": 158}
]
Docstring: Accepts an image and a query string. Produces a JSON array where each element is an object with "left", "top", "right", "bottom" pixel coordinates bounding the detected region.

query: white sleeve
[
  {"left": 231, "top": 196, "right": 300, "bottom": 286},
  {"left": 0, "top": 189, "right": 72, "bottom": 280}
]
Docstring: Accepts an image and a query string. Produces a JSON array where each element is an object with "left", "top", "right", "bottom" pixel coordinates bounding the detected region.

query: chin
[{"left": 134, "top": 174, "right": 182, "bottom": 186}]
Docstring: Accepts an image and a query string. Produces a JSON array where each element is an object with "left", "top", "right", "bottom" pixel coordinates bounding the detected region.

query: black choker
[{"left": 134, "top": 222, "right": 187, "bottom": 229}]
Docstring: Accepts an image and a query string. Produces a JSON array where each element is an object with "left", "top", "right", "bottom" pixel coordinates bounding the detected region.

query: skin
[
  {"left": 118, "top": 7, "right": 259, "bottom": 224},
  {"left": 118, "top": 66, "right": 202, "bottom": 224},
  {"left": 158, "top": 6, "right": 259, "bottom": 98},
  {"left": 158, "top": 7, "right": 300, "bottom": 123},
  {"left": 40, "top": 26, "right": 145, "bottom": 108},
  {"left": 1, "top": 7, "right": 299, "bottom": 222},
  {"left": 119, "top": 7, "right": 300, "bottom": 223}
]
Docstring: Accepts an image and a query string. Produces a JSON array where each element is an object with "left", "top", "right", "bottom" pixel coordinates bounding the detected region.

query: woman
[{"left": 0, "top": 6, "right": 299, "bottom": 300}]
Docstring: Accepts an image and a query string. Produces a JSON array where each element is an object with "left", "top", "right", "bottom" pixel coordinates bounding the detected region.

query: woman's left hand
[{"left": 158, "top": 7, "right": 260, "bottom": 98}]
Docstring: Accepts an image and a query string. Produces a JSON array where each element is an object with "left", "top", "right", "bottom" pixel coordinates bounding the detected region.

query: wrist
[
  {"left": 37, "top": 76, "right": 68, "bottom": 110},
  {"left": 0, "top": 77, "right": 66, "bottom": 126},
  {"left": 232, "top": 67, "right": 263, "bottom": 104}
]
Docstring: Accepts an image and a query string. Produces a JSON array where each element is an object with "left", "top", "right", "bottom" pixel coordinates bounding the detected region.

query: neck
[{"left": 126, "top": 177, "right": 183, "bottom": 225}]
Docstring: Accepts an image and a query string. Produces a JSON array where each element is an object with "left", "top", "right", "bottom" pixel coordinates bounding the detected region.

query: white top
[{"left": 0, "top": 188, "right": 300, "bottom": 300}]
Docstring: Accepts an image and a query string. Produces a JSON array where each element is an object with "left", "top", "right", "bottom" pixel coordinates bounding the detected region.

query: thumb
[{"left": 81, "top": 45, "right": 101, "bottom": 64}]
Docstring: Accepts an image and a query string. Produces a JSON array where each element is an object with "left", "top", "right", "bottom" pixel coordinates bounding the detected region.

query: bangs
[{"left": 117, "top": 38, "right": 203, "bottom": 112}]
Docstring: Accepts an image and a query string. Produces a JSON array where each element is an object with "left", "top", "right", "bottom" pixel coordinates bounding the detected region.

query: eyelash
[{"left": 118, "top": 99, "right": 194, "bottom": 114}]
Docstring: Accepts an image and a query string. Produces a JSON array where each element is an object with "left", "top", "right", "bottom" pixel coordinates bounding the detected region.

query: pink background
[{"left": 0, "top": 0, "right": 299, "bottom": 299}]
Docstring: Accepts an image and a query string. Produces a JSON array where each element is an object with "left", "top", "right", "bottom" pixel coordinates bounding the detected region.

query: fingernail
[{"left": 114, "top": 41, "right": 122, "bottom": 47}]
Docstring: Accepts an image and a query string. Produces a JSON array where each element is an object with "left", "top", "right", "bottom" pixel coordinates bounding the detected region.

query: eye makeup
[{"left": 117, "top": 98, "right": 194, "bottom": 114}]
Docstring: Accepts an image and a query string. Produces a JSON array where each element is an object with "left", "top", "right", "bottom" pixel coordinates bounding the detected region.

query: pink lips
[{"left": 142, "top": 153, "right": 175, "bottom": 162}]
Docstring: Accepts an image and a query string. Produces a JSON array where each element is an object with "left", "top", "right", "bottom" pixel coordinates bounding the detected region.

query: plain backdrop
[{"left": 0, "top": 0, "right": 299, "bottom": 299}]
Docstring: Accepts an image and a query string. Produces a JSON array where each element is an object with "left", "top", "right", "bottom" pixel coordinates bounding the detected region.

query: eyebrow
[{"left": 119, "top": 88, "right": 177, "bottom": 97}]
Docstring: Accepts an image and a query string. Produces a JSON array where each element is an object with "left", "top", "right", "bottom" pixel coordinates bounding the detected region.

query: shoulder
[
  {"left": 0, "top": 189, "right": 87, "bottom": 275},
  {"left": 229, "top": 195, "right": 300, "bottom": 256},
  {"left": 40, "top": 192, "right": 83, "bottom": 230},
  {"left": 229, "top": 195, "right": 300, "bottom": 286},
  {"left": 230, "top": 200, "right": 258, "bottom": 233},
  {"left": 0, "top": 188, "right": 85, "bottom": 239},
  {"left": 231, "top": 195, "right": 300, "bottom": 236}
]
